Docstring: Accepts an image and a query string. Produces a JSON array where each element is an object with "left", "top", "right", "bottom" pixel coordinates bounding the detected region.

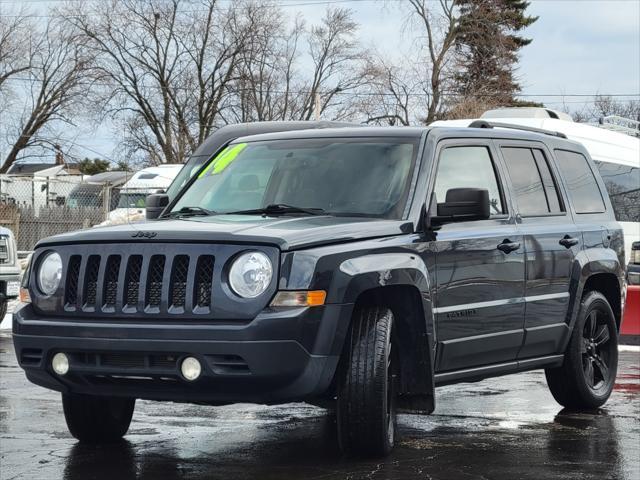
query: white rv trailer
[
  {"left": 431, "top": 108, "right": 640, "bottom": 262},
  {"left": 100, "top": 164, "right": 183, "bottom": 226}
]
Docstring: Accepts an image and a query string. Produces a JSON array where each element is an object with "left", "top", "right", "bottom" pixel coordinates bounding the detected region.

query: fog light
[
  {"left": 52, "top": 353, "right": 69, "bottom": 375},
  {"left": 180, "top": 357, "right": 202, "bottom": 381}
]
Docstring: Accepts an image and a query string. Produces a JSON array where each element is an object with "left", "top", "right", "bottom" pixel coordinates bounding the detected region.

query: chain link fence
[{"left": 0, "top": 174, "right": 164, "bottom": 251}]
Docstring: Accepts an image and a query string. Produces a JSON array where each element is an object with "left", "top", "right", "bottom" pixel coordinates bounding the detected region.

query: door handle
[
  {"left": 559, "top": 235, "right": 579, "bottom": 248},
  {"left": 497, "top": 239, "right": 521, "bottom": 253}
]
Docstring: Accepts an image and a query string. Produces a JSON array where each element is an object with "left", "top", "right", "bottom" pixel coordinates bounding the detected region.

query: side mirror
[
  {"left": 145, "top": 193, "right": 169, "bottom": 220},
  {"left": 433, "top": 188, "right": 490, "bottom": 224}
]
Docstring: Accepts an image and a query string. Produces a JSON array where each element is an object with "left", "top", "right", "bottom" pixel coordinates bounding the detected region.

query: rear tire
[
  {"left": 337, "top": 306, "right": 397, "bottom": 456},
  {"left": 545, "top": 291, "right": 618, "bottom": 409},
  {"left": 62, "top": 393, "right": 135, "bottom": 443}
]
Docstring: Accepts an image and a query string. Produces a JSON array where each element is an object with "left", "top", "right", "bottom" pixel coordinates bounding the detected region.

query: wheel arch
[
  {"left": 582, "top": 273, "right": 622, "bottom": 331},
  {"left": 349, "top": 283, "right": 436, "bottom": 413},
  {"left": 568, "top": 250, "right": 624, "bottom": 334}
]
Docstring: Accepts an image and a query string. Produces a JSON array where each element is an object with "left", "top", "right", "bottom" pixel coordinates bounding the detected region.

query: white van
[
  {"left": 100, "top": 164, "right": 183, "bottom": 226},
  {"left": 432, "top": 108, "right": 640, "bottom": 262}
]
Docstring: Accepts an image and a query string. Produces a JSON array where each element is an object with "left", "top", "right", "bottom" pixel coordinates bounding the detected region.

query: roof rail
[{"left": 468, "top": 120, "right": 568, "bottom": 139}]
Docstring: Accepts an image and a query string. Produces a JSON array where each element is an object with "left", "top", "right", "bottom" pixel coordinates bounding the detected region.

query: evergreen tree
[
  {"left": 454, "top": 0, "right": 538, "bottom": 107},
  {"left": 78, "top": 157, "right": 110, "bottom": 175}
]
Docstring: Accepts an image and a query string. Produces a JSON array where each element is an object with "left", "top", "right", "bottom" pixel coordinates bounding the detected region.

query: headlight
[
  {"left": 228, "top": 251, "right": 272, "bottom": 298},
  {"left": 37, "top": 252, "right": 62, "bottom": 296}
]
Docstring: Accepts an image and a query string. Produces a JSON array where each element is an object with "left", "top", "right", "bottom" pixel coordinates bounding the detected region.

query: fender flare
[
  {"left": 563, "top": 248, "right": 624, "bottom": 351},
  {"left": 336, "top": 252, "right": 436, "bottom": 413}
]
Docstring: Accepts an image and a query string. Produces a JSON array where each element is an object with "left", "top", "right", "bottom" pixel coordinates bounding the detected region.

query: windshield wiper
[
  {"left": 166, "top": 206, "right": 216, "bottom": 218},
  {"left": 227, "top": 203, "right": 328, "bottom": 216}
]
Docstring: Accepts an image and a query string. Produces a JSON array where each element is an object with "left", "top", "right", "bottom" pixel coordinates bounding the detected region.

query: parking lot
[{"left": 0, "top": 334, "right": 638, "bottom": 480}]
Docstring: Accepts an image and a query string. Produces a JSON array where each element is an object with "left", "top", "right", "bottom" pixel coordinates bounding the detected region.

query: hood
[{"left": 36, "top": 215, "right": 414, "bottom": 251}]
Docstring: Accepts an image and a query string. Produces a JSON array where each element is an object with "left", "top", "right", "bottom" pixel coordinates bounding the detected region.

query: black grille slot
[
  {"left": 145, "top": 255, "right": 165, "bottom": 308},
  {"left": 169, "top": 255, "right": 189, "bottom": 309},
  {"left": 124, "top": 255, "right": 143, "bottom": 308},
  {"left": 20, "top": 348, "right": 43, "bottom": 366},
  {"left": 194, "top": 255, "right": 214, "bottom": 308},
  {"left": 207, "top": 354, "right": 250, "bottom": 375},
  {"left": 83, "top": 255, "right": 100, "bottom": 307},
  {"left": 101, "top": 353, "right": 145, "bottom": 369},
  {"left": 102, "top": 255, "right": 120, "bottom": 309},
  {"left": 65, "top": 255, "right": 81, "bottom": 306}
]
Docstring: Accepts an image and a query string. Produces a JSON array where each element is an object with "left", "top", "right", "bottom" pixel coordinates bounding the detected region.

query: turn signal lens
[
  {"left": 270, "top": 290, "right": 327, "bottom": 307},
  {"left": 19, "top": 288, "right": 31, "bottom": 304}
]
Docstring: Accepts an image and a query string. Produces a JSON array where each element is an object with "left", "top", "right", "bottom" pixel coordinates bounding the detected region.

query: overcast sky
[
  {"left": 289, "top": 0, "right": 640, "bottom": 108},
  {"left": 4, "top": 0, "right": 640, "bottom": 163}
]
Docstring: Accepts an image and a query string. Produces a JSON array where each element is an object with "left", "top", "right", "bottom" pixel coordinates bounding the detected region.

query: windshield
[
  {"left": 117, "top": 193, "right": 148, "bottom": 209},
  {"left": 68, "top": 192, "right": 102, "bottom": 208},
  {"left": 165, "top": 155, "right": 207, "bottom": 200},
  {"left": 170, "top": 137, "right": 419, "bottom": 219}
]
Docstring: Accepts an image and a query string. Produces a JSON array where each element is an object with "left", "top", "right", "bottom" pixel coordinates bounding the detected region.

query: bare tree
[
  {"left": 359, "top": 56, "right": 414, "bottom": 126},
  {"left": 0, "top": 7, "right": 31, "bottom": 95},
  {"left": 227, "top": 7, "right": 370, "bottom": 123},
  {"left": 0, "top": 16, "right": 91, "bottom": 173},
  {"left": 225, "top": 8, "right": 305, "bottom": 122},
  {"left": 298, "top": 8, "right": 371, "bottom": 121},
  {"left": 67, "top": 0, "right": 256, "bottom": 165},
  {"left": 407, "top": 0, "right": 459, "bottom": 123}
]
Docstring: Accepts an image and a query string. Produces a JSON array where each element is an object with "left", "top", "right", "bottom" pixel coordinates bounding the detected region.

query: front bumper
[
  {"left": 0, "top": 270, "right": 21, "bottom": 301},
  {"left": 13, "top": 302, "right": 354, "bottom": 404}
]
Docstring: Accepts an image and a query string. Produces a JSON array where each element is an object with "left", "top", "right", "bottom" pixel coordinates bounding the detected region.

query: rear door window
[
  {"left": 554, "top": 150, "right": 606, "bottom": 214},
  {"left": 502, "top": 147, "right": 563, "bottom": 215}
]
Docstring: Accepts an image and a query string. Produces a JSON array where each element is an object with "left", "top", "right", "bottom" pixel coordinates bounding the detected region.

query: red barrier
[{"left": 621, "top": 285, "right": 640, "bottom": 336}]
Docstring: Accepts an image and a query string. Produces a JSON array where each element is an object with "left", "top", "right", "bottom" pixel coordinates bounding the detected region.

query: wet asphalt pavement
[{"left": 1, "top": 334, "right": 638, "bottom": 480}]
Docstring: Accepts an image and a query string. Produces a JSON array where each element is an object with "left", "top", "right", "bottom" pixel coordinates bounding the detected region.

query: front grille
[
  {"left": 0, "top": 237, "right": 8, "bottom": 264},
  {"left": 51, "top": 246, "right": 250, "bottom": 318},
  {"left": 70, "top": 352, "right": 179, "bottom": 371}
]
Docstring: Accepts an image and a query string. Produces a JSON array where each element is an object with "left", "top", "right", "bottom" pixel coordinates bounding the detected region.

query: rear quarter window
[
  {"left": 594, "top": 160, "right": 640, "bottom": 222},
  {"left": 554, "top": 150, "right": 606, "bottom": 214}
]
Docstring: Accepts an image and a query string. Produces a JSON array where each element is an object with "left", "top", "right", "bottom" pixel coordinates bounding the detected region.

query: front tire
[
  {"left": 337, "top": 306, "right": 397, "bottom": 456},
  {"left": 62, "top": 393, "right": 135, "bottom": 443},
  {"left": 545, "top": 291, "right": 618, "bottom": 409}
]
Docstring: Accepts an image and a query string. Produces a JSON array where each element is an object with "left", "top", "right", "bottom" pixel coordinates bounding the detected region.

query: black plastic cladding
[{"left": 29, "top": 243, "right": 280, "bottom": 322}]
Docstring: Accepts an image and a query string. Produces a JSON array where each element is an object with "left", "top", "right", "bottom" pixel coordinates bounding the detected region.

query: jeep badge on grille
[{"left": 131, "top": 231, "right": 157, "bottom": 238}]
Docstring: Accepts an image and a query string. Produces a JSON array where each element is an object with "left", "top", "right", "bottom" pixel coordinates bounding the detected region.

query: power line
[
  {"left": 2, "top": 0, "right": 370, "bottom": 16},
  {"left": 3, "top": 75, "right": 639, "bottom": 99}
]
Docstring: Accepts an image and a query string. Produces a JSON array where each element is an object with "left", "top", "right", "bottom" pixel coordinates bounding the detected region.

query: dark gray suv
[{"left": 13, "top": 123, "right": 625, "bottom": 456}]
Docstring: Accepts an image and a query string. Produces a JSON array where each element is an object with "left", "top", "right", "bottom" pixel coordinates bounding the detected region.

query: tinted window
[
  {"left": 533, "top": 150, "right": 562, "bottom": 212},
  {"left": 435, "top": 146, "right": 504, "bottom": 215},
  {"left": 554, "top": 150, "right": 605, "bottom": 214},
  {"left": 595, "top": 160, "right": 640, "bottom": 222},
  {"left": 172, "top": 138, "right": 418, "bottom": 219},
  {"left": 502, "top": 147, "right": 563, "bottom": 215}
]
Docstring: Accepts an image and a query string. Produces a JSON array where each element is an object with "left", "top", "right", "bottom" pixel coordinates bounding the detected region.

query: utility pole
[{"left": 314, "top": 92, "right": 321, "bottom": 121}]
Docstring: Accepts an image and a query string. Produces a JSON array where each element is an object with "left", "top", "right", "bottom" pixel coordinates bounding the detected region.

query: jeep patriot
[{"left": 13, "top": 124, "right": 626, "bottom": 456}]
